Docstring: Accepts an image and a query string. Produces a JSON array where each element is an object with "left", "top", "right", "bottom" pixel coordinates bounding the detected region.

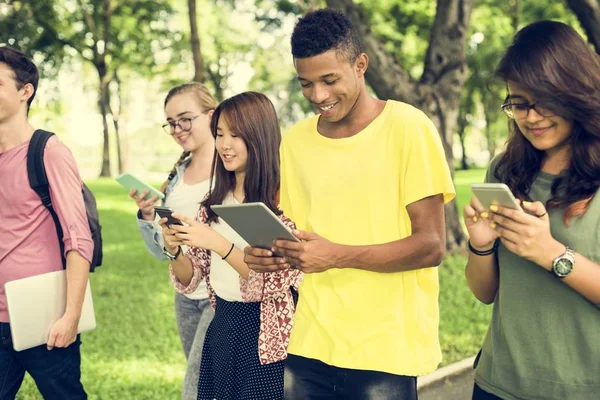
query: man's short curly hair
[{"left": 291, "top": 8, "right": 362, "bottom": 63}]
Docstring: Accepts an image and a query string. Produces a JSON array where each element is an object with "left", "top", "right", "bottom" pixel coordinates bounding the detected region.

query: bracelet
[
  {"left": 222, "top": 243, "right": 235, "bottom": 260},
  {"left": 468, "top": 239, "right": 497, "bottom": 256}
]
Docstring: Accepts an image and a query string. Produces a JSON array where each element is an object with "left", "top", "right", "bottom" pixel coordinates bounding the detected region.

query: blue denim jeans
[
  {"left": 174, "top": 293, "right": 214, "bottom": 400},
  {"left": 284, "top": 355, "right": 418, "bottom": 400},
  {"left": 0, "top": 322, "right": 86, "bottom": 400}
]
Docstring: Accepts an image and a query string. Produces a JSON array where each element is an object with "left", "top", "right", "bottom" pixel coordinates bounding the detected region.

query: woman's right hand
[
  {"left": 464, "top": 196, "right": 498, "bottom": 250},
  {"left": 159, "top": 218, "right": 184, "bottom": 254},
  {"left": 129, "top": 189, "right": 159, "bottom": 221}
]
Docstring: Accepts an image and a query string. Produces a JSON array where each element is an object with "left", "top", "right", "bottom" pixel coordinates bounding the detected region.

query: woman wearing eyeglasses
[
  {"left": 130, "top": 82, "right": 217, "bottom": 400},
  {"left": 464, "top": 21, "right": 600, "bottom": 400}
]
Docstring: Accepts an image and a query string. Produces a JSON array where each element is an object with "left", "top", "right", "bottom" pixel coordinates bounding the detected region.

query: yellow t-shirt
[{"left": 281, "top": 100, "right": 455, "bottom": 376}]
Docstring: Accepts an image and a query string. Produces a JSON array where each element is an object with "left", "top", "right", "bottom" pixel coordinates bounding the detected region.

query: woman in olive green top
[{"left": 464, "top": 21, "right": 600, "bottom": 400}]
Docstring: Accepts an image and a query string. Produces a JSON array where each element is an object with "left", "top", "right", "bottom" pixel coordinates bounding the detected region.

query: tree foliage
[{"left": 1, "top": 0, "right": 177, "bottom": 176}]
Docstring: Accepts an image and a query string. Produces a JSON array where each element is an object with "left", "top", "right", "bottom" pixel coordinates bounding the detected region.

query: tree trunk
[
  {"left": 110, "top": 71, "right": 125, "bottom": 174},
  {"left": 206, "top": 68, "right": 223, "bottom": 101},
  {"left": 98, "top": 0, "right": 113, "bottom": 177},
  {"left": 566, "top": 0, "right": 600, "bottom": 54},
  {"left": 457, "top": 114, "right": 469, "bottom": 170},
  {"left": 206, "top": 52, "right": 227, "bottom": 102},
  {"left": 327, "top": 0, "right": 473, "bottom": 251},
  {"left": 458, "top": 81, "right": 476, "bottom": 171},
  {"left": 483, "top": 105, "right": 496, "bottom": 161},
  {"left": 98, "top": 70, "right": 111, "bottom": 177},
  {"left": 188, "top": 0, "right": 204, "bottom": 82}
]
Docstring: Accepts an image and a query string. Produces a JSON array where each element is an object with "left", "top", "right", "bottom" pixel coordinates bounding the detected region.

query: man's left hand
[
  {"left": 272, "top": 230, "right": 339, "bottom": 273},
  {"left": 47, "top": 313, "right": 79, "bottom": 350}
]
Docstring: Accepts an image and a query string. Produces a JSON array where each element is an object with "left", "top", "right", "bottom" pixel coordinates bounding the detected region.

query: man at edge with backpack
[{"left": 0, "top": 46, "right": 93, "bottom": 399}]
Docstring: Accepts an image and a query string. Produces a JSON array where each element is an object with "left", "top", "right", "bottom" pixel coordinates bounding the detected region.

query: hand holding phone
[
  {"left": 116, "top": 173, "right": 165, "bottom": 201},
  {"left": 154, "top": 206, "right": 184, "bottom": 227},
  {"left": 463, "top": 195, "right": 500, "bottom": 249},
  {"left": 470, "top": 183, "right": 523, "bottom": 212},
  {"left": 466, "top": 183, "right": 523, "bottom": 250}
]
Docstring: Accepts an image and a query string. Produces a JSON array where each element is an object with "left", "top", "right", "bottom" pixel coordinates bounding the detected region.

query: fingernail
[
  {"left": 490, "top": 222, "right": 497, "bottom": 229},
  {"left": 480, "top": 212, "right": 489, "bottom": 219},
  {"left": 267, "top": 251, "right": 272, "bottom": 256},
  {"left": 489, "top": 205, "right": 498, "bottom": 212},
  {"left": 523, "top": 201, "right": 532, "bottom": 206},
  {"left": 472, "top": 216, "right": 478, "bottom": 222}
]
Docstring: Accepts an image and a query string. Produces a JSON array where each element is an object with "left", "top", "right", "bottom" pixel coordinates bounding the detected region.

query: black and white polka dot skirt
[{"left": 197, "top": 296, "right": 284, "bottom": 400}]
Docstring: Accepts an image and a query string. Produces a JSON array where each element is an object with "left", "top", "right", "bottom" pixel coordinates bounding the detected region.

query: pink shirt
[{"left": 0, "top": 135, "right": 93, "bottom": 322}]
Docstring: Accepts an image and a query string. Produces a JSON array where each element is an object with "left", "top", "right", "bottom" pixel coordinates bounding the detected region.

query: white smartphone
[
  {"left": 471, "top": 183, "right": 523, "bottom": 211},
  {"left": 116, "top": 173, "right": 165, "bottom": 201}
]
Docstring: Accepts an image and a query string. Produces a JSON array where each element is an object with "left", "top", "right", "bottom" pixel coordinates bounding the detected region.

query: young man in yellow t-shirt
[{"left": 244, "top": 9, "right": 455, "bottom": 399}]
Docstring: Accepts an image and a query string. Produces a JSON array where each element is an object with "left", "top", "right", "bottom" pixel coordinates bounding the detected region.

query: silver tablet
[
  {"left": 211, "top": 202, "right": 300, "bottom": 251},
  {"left": 6, "top": 271, "right": 96, "bottom": 351}
]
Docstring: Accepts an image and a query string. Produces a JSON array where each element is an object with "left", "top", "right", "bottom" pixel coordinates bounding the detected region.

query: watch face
[{"left": 555, "top": 258, "right": 573, "bottom": 276}]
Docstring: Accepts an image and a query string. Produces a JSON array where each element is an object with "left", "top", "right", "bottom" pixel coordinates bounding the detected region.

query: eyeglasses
[
  {"left": 162, "top": 116, "right": 199, "bottom": 135},
  {"left": 501, "top": 98, "right": 554, "bottom": 120}
]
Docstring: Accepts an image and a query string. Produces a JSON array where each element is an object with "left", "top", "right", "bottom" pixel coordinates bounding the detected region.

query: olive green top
[{"left": 475, "top": 157, "right": 600, "bottom": 399}]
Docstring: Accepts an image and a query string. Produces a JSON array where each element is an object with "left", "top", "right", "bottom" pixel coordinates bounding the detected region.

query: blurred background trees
[{"left": 1, "top": 0, "right": 597, "bottom": 248}]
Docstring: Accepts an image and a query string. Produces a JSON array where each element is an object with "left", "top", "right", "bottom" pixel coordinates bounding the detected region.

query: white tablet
[{"left": 211, "top": 202, "right": 300, "bottom": 252}]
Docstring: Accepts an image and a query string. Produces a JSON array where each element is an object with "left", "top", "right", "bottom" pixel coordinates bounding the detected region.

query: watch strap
[
  {"left": 164, "top": 246, "right": 182, "bottom": 261},
  {"left": 551, "top": 246, "right": 575, "bottom": 278}
]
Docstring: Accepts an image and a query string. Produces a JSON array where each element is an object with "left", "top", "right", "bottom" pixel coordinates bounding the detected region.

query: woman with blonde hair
[{"left": 130, "top": 82, "right": 217, "bottom": 399}]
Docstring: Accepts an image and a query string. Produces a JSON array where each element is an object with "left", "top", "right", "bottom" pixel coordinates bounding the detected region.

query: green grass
[
  {"left": 17, "top": 169, "right": 490, "bottom": 398},
  {"left": 438, "top": 254, "right": 491, "bottom": 365},
  {"left": 439, "top": 168, "right": 490, "bottom": 365},
  {"left": 454, "top": 168, "right": 486, "bottom": 217}
]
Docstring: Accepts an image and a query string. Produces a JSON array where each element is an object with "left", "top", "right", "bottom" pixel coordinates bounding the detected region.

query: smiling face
[
  {"left": 294, "top": 50, "right": 366, "bottom": 123},
  {"left": 215, "top": 117, "right": 248, "bottom": 174},
  {"left": 507, "top": 81, "right": 573, "bottom": 155},
  {"left": 164, "top": 92, "right": 213, "bottom": 152}
]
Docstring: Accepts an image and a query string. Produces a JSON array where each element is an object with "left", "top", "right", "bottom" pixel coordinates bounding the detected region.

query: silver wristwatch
[
  {"left": 163, "top": 246, "right": 182, "bottom": 261},
  {"left": 551, "top": 246, "right": 575, "bottom": 279}
]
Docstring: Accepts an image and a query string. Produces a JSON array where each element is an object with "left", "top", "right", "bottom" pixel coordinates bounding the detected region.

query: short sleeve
[
  {"left": 403, "top": 112, "right": 456, "bottom": 206},
  {"left": 279, "top": 137, "right": 294, "bottom": 221}
]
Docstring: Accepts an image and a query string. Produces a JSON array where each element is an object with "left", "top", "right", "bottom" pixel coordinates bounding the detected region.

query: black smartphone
[{"left": 154, "top": 206, "right": 184, "bottom": 227}]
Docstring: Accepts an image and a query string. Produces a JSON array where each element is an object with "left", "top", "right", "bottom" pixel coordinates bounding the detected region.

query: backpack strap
[{"left": 27, "top": 130, "right": 66, "bottom": 269}]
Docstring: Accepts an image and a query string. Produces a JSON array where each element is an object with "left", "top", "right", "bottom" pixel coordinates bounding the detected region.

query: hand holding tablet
[{"left": 211, "top": 203, "right": 300, "bottom": 255}]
